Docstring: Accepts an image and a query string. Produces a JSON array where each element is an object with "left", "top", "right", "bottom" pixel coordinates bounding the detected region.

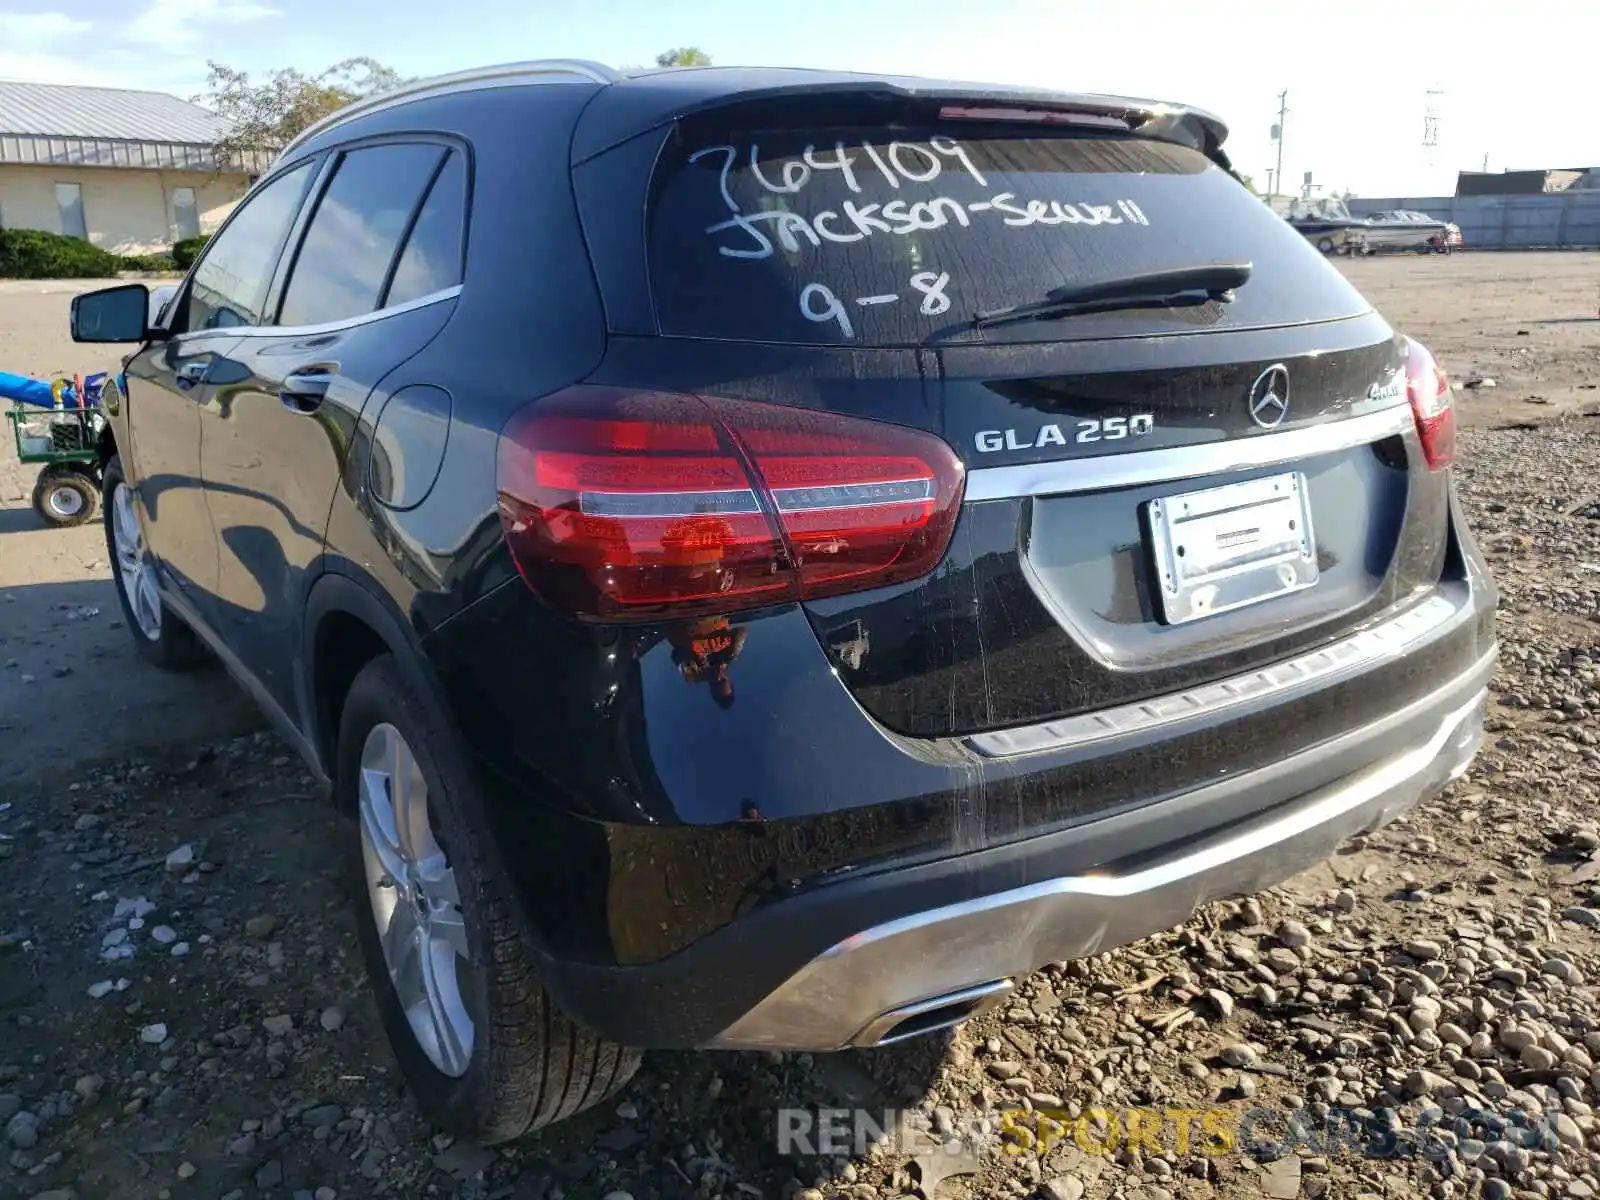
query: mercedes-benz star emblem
[{"left": 1247, "top": 363, "right": 1291, "bottom": 430}]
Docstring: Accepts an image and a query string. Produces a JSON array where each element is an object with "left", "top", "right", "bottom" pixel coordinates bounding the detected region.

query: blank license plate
[{"left": 1146, "top": 472, "right": 1318, "bottom": 624}]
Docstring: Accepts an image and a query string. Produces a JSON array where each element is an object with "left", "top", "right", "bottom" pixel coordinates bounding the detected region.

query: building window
[
  {"left": 55, "top": 183, "right": 87, "bottom": 240},
  {"left": 171, "top": 186, "right": 200, "bottom": 240}
]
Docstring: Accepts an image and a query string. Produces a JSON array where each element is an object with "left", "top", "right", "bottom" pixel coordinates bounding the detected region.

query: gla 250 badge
[{"left": 974, "top": 414, "right": 1155, "bottom": 454}]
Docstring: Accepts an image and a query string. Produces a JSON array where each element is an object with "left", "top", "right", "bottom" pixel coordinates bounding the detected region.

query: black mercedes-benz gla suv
[{"left": 70, "top": 60, "right": 1497, "bottom": 1141}]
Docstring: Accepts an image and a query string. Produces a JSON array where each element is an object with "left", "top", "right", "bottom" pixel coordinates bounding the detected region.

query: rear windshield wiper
[{"left": 973, "top": 261, "right": 1253, "bottom": 329}]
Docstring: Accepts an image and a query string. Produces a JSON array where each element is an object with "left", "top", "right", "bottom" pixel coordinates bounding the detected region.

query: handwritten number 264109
[{"left": 801, "top": 272, "right": 952, "bottom": 340}]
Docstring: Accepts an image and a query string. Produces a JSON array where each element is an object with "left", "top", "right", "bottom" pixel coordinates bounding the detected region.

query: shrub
[
  {"left": 120, "top": 252, "right": 176, "bottom": 272},
  {"left": 0, "top": 229, "right": 123, "bottom": 278},
  {"left": 171, "top": 235, "right": 210, "bottom": 270}
]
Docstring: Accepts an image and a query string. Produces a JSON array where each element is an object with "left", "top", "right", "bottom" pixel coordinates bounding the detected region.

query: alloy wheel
[
  {"left": 358, "top": 722, "right": 475, "bottom": 1077},
  {"left": 111, "top": 482, "right": 161, "bottom": 641}
]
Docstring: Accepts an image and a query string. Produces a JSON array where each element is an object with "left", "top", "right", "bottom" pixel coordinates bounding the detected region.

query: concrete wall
[
  {"left": 1349, "top": 193, "right": 1600, "bottom": 249},
  {"left": 0, "top": 164, "right": 248, "bottom": 254}
]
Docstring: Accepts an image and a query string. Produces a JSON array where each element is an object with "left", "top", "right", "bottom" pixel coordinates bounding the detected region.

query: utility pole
[{"left": 1272, "top": 90, "right": 1289, "bottom": 198}]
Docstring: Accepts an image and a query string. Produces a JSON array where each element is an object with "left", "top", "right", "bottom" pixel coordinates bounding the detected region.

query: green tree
[
  {"left": 655, "top": 47, "right": 712, "bottom": 68},
  {"left": 199, "top": 57, "right": 406, "bottom": 170}
]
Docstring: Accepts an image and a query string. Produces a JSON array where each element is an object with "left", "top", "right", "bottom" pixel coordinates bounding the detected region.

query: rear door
[
  {"left": 125, "top": 160, "right": 318, "bottom": 613},
  {"left": 200, "top": 141, "right": 467, "bottom": 723},
  {"left": 583, "top": 102, "right": 1443, "bottom": 739}
]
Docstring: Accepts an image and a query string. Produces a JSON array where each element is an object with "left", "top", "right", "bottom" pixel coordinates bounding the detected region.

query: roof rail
[{"left": 279, "top": 59, "right": 619, "bottom": 158}]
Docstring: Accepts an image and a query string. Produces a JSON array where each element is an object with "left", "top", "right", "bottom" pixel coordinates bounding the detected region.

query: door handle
[{"left": 280, "top": 367, "right": 335, "bottom": 414}]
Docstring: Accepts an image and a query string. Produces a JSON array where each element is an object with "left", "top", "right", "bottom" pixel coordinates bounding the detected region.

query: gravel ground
[{"left": 3, "top": 256, "right": 1600, "bottom": 1200}]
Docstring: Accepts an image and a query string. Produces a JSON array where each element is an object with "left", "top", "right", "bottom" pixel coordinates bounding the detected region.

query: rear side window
[
  {"left": 386, "top": 150, "right": 467, "bottom": 305},
  {"left": 278, "top": 143, "right": 444, "bottom": 327},
  {"left": 648, "top": 125, "right": 1368, "bottom": 345}
]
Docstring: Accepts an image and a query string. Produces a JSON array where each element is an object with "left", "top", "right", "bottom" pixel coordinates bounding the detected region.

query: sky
[{"left": 1, "top": 0, "right": 1596, "bottom": 199}]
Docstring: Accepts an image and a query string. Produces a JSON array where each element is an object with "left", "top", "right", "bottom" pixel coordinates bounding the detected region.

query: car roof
[{"left": 280, "top": 60, "right": 1232, "bottom": 170}]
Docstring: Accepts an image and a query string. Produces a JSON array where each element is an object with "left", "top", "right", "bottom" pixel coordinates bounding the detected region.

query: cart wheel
[{"left": 33, "top": 467, "right": 99, "bottom": 528}]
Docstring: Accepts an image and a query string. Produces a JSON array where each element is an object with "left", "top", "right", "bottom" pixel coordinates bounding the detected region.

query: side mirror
[{"left": 71, "top": 284, "right": 162, "bottom": 343}]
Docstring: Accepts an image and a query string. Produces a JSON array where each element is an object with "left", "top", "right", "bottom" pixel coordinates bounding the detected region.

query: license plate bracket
[{"left": 1146, "top": 471, "right": 1318, "bottom": 625}]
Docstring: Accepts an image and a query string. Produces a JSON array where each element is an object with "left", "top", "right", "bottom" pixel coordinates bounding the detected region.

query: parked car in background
[{"left": 68, "top": 60, "right": 1497, "bottom": 1143}]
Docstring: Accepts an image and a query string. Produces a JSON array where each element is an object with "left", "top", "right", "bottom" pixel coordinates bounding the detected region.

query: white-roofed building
[{"left": 0, "top": 80, "right": 255, "bottom": 255}]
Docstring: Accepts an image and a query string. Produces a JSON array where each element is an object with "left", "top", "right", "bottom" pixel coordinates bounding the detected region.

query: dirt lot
[
  {"left": 0, "top": 279, "right": 261, "bottom": 791},
  {"left": 2, "top": 253, "right": 1600, "bottom": 1200},
  {"left": 1338, "top": 252, "right": 1600, "bottom": 427}
]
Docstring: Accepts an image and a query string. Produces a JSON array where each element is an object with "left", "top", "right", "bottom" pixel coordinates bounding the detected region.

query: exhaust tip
[{"left": 850, "top": 979, "right": 1014, "bottom": 1049}]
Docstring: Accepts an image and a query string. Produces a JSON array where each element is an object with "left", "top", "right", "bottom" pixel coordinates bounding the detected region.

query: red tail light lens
[
  {"left": 1403, "top": 336, "right": 1456, "bottom": 471},
  {"left": 495, "top": 388, "right": 965, "bottom": 621}
]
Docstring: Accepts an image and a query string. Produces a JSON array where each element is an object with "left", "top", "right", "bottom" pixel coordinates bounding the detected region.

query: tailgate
[
  {"left": 573, "top": 91, "right": 1446, "bottom": 738},
  {"left": 801, "top": 321, "right": 1447, "bottom": 737}
]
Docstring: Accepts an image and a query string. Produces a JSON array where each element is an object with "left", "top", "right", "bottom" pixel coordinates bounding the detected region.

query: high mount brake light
[
  {"left": 937, "top": 104, "right": 1134, "bottom": 131},
  {"left": 495, "top": 388, "right": 966, "bottom": 621},
  {"left": 1403, "top": 336, "right": 1456, "bottom": 471}
]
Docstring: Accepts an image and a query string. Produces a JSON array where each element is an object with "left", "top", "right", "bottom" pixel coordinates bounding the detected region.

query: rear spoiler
[{"left": 570, "top": 68, "right": 1233, "bottom": 173}]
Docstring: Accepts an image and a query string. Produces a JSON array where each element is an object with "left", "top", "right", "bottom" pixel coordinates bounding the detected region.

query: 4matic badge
[
  {"left": 1367, "top": 371, "right": 1406, "bottom": 403},
  {"left": 975, "top": 414, "right": 1155, "bottom": 453}
]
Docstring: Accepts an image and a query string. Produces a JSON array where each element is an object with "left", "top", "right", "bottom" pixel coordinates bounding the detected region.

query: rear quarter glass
[{"left": 647, "top": 126, "right": 1370, "bottom": 346}]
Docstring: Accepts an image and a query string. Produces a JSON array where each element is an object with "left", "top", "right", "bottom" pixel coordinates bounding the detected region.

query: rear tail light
[
  {"left": 495, "top": 388, "right": 966, "bottom": 621},
  {"left": 1403, "top": 336, "right": 1456, "bottom": 471}
]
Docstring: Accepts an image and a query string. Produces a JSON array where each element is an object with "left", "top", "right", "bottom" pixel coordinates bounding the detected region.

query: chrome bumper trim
[
  {"left": 968, "top": 588, "right": 1466, "bottom": 759},
  {"left": 963, "top": 404, "right": 1414, "bottom": 502},
  {"left": 710, "top": 671, "right": 1489, "bottom": 1051}
]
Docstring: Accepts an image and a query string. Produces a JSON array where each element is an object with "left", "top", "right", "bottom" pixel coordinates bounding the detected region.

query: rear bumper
[
  {"left": 539, "top": 638, "right": 1495, "bottom": 1049},
  {"left": 714, "top": 671, "right": 1488, "bottom": 1049}
]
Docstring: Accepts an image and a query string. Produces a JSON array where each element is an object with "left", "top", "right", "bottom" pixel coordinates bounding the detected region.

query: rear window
[{"left": 648, "top": 125, "right": 1368, "bottom": 345}]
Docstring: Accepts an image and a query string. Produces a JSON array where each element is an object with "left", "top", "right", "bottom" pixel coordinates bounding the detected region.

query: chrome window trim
[
  {"left": 963, "top": 404, "right": 1414, "bottom": 502},
  {"left": 219, "top": 285, "right": 462, "bottom": 339},
  {"left": 280, "top": 60, "right": 619, "bottom": 159},
  {"left": 966, "top": 587, "right": 1466, "bottom": 759}
]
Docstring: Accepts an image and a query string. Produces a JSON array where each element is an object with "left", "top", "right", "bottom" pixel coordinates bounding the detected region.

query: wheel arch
[
  {"left": 301, "top": 566, "right": 460, "bottom": 792},
  {"left": 97, "top": 423, "right": 117, "bottom": 469}
]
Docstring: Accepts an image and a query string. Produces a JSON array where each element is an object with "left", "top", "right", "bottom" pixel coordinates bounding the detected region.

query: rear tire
[
  {"left": 33, "top": 466, "right": 98, "bottom": 527},
  {"left": 1316, "top": 237, "right": 1335, "bottom": 254},
  {"left": 337, "top": 654, "right": 639, "bottom": 1143},
  {"left": 102, "top": 456, "right": 208, "bottom": 670}
]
